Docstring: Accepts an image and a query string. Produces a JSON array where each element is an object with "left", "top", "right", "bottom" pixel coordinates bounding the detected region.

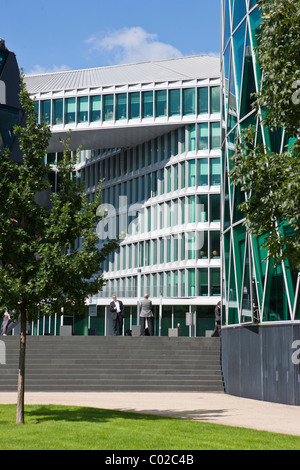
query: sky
[{"left": 2, "top": 0, "right": 221, "bottom": 75}]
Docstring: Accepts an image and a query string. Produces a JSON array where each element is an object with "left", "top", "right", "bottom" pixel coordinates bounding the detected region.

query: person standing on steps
[
  {"left": 211, "top": 301, "right": 221, "bottom": 337},
  {"left": 140, "top": 293, "right": 154, "bottom": 336},
  {"left": 109, "top": 294, "right": 125, "bottom": 336},
  {"left": 0, "top": 310, "right": 11, "bottom": 336}
]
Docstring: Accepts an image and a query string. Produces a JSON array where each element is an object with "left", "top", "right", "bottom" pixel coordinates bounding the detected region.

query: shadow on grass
[{"left": 24, "top": 405, "right": 172, "bottom": 424}]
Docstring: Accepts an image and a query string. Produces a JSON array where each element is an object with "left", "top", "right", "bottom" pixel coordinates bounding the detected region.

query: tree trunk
[{"left": 16, "top": 309, "right": 26, "bottom": 424}]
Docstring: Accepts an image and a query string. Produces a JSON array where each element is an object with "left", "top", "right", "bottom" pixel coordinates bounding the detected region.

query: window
[
  {"left": 90, "top": 96, "right": 101, "bottom": 122},
  {"left": 198, "top": 87, "right": 208, "bottom": 114},
  {"left": 155, "top": 90, "right": 167, "bottom": 117},
  {"left": 198, "top": 122, "right": 208, "bottom": 150},
  {"left": 210, "top": 122, "right": 220, "bottom": 149},
  {"left": 142, "top": 91, "right": 153, "bottom": 118},
  {"left": 210, "top": 194, "right": 220, "bottom": 221},
  {"left": 198, "top": 158, "right": 208, "bottom": 186},
  {"left": 189, "top": 124, "right": 196, "bottom": 151},
  {"left": 77, "top": 96, "right": 88, "bottom": 123},
  {"left": 116, "top": 93, "right": 127, "bottom": 120},
  {"left": 65, "top": 98, "right": 76, "bottom": 124},
  {"left": 188, "top": 269, "right": 196, "bottom": 296},
  {"left": 199, "top": 231, "right": 208, "bottom": 258},
  {"left": 188, "top": 159, "right": 196, "bottom": 186},
  {"left": 210, "top": 231, "right": 220, "bottom": 258},
  {"left": 41, "top": 100, "right": 51, "bottom": 124},
  {"left": 199, "top": 269, "right": 208, "bottom": 296},
  {"left": 168, "top": 89, "right": 180, "bottom": 116},
  {"left": 198, "top": 194, "right": 208, "bottom": 222},
  {"left": 211, "top": 268, "right": 221, "bottom": 296},
  {"left": 187, "top": 232, "right": 196, "bottom": 259},
  {"left": 52, "top": 99, "right": 63, "bottom": 125},
  {"left": 210, "top": 86, "right": 220, "bottom": 114},
  {"left": 188, "top": 196, "right": 196, "bottom": 223},
  {"left": 129, "top": 92, "right": 140, "bottom": 119},
  {"left": 183, "top": 88, "right": 195, "bottom": 115},
  {"left": 210, "top": 158, "right": 221, "bottom": 185},
  {"left": 103, "top": 94, "right": 114, "bottom": 121}
]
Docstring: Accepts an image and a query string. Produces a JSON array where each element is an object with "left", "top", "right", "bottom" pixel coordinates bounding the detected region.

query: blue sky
[{"left": 2, "top": 0, "right": 221, "bottom": 75}]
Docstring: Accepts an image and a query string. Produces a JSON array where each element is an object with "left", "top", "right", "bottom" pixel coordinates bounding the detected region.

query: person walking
[
  {"left": 0, "top": 310, "right": 11, "bottom": 336},
  {"left": 211, "top": 301, "right": 221, "bottom": 337},
  {"left": 109, "top": 295, "right": 125, "bottom": 336},
  {"left": 140, "top": 293, "right": 154, "bottom": 336}
]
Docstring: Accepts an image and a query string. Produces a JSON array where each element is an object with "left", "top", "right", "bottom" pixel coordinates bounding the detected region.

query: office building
[{"left": 24, "top": 55, "right": 222, "bottom": 337}]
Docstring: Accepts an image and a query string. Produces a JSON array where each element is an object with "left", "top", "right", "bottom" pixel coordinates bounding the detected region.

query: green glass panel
[
  {"left": 198, "top": 158, "right": 208, "bottom": 186},
  {"left": 211, "top": 231, "right": 220, "bottom": 259},
  {"left": 188, "top": 159, "right": 196, "bottom": 186},
  {"left": 52, "top": 98, "right": 63, "bottom": 125},
  {"left": 240, "top": 29, "right": 256, "bottom": 119},
  {"left": 0, "top": 105, "right": 22, "bottom": 149},
  {"left": 199, "top": 231, "right": 208, "bottom": 259},
  {"left": 210, "top": 122, "right": 221, "bottom": 150},
  {"left": 241, "top": 241, "right": 253, "bottom": 322},
  {"left": 233, "top": 183, "right": 245, "bottom": 223},
  {"left": 198, "top": 194, "right": 208, "bottom": 222},
  {"left": 155, "top": 90, "right": 167, "bottom": 117},
  {"left": 210, "top": 86, "right": 220, "bottom": 114},
  {"left": 183, "top": 88, "right": 195, "bottom": 115},
  {"left": 77, "top": 96, "right": 88, "bottom": 123},
  {"left": 233, "top": 0, "right": 246, "bottom": 30},
  {"left": 228, "top": 248, "right": 239, "bottom": 324},
  {"left": 187, "top": 232, "right": 196, "bottom": 259},
  {"left": 142, "top": 91, "right": 153, "bottom": 118},
  {"left": 210, "top": 157, "right": 221, "bottom": 185},
  {"left": 41, "top": 100, "right": 51, "bottom": 124},
  {"left": 199, "top": 123, "right": 208, "bottom": 150},
  {"left": 188, "top": 269, "right": 196, "bottom": 296},
  {"left": 223, "top": 0, "right": 231, "bottom": 50},
  {"left": 65, "top": 97, "right": 76, "bottom": 124},
  {"left": 189, "top": 124, "right": 196, "bottom": 151},
  {"left": 90, "top": 96, "right": 101, "bottom": 122},
  {"left": 263, "top": 262, "right": 290, "bottom": 321},
  {"left": 116, "top": 93, "right": 127, "bottom": 120},
  {"left": 188, "top": 195, "right": 196, "bottom": 223},
  {"left": 232, "top": 19, "right": 246, "bottom": 103},
  {"left": 198, "top": 87, "right": 208, "bottom": 114},
  {"left": 169, "top": 89, "right": 180, "bottom": 116},
  {"left": 129, "top": 92, "right": 140, "bottom": 119},
  {"left": 210, "top": 194, "right": 220, "bottom": 222},
  {"left": 199, "top": 268, "right": 208, "bottom": 296},
  {"left": 227, "top": 48, "right": 238, "bottom": 133},
  {"left": 211, "top": 268, "right": 221, "bottom": 296},
  {"left": 103, "top": 94, "right": 114, "bottom": 121},
  {"left": 252, "top": 234, "right": 268, "bottom": 310}
]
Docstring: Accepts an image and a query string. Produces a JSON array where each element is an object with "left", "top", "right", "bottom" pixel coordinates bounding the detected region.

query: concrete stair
[{"left": 0, "top": 336, "right": 224, "bottom": 392}]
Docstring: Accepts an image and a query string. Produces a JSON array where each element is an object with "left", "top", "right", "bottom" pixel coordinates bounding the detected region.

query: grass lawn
[{"left": 0, "top": 404, "right": 299, "bottom": 450}]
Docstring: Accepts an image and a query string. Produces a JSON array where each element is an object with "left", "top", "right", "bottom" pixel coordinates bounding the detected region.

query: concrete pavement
[{"left": 0, "top": 391, "right": 300, "bottom": 437}]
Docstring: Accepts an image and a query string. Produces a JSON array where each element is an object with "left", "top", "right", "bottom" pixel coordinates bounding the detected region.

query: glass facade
[
  {"left": 221, "top": 0, "right": 299, "bottom": 325},
  {"left": 30, "top": 66, "right": 221, "bottom": 336}
]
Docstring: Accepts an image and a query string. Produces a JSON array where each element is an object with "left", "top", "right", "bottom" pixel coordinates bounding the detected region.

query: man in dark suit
[{"left": 109, "top": 294, "right": 125, "bottom": 336}]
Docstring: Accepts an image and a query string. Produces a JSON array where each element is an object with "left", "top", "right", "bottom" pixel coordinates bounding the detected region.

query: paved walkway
[{"left": 1, "top": 391, "right": 300, "bottom": 437}]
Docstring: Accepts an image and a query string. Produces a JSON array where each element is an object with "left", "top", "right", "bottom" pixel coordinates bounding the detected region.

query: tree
[
  {"left": 0, "top": 77, "right": 119, "bottom": 424},
  {"left": 230, "top": 0, "right": 300, "bottom": 270}
]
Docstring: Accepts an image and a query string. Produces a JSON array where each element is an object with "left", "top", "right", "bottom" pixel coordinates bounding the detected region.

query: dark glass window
[
  {"left": 129, "top": 92, "right": 140, "bottom": 119},
  {"left": 183, "top": 88, "right": 195, "bottom": 115},
  {"left": 169, "top": 89, "right": 180, "bottom": 116},
  {"left": 155, "top": 90, "right": 167, "bottom": 117}
]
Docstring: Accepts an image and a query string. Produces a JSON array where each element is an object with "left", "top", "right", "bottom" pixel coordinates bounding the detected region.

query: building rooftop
[{"left": 24, "top": 55, "right": 220, "bottom": 94}]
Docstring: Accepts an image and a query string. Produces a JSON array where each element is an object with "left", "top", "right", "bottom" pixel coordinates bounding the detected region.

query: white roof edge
[{"left": 24, "top": 54, "right": 219, "bottom": 78}]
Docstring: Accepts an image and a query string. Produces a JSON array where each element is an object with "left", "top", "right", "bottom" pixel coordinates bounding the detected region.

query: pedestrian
[
  {"left": 0, "top": 310, "right": 11, "bottom": 336},
  {"left": 109, "top": 295, "right": 125, "bottom": 336},
  {"left": 140, "top": 293, "right": 154, "bottom": 336},
  {"left": 211, "top": 301, "right": 221, "bottom": 337}
]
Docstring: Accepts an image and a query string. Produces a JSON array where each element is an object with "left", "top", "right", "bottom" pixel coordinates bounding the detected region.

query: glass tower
[{"left": 221, "top": 0, "right": 300, "bottom": 327}]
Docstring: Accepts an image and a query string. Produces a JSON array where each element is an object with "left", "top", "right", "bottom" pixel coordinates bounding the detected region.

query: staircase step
[{"left": 0, "top": 336, "right": 224, "bottom": 392}]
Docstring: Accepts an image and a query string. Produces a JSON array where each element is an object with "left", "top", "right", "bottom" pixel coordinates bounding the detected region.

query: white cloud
[
  {"left": 27, "top": 64, "right": 70, "bottom": 76},
  {"left": 86, "top": 27, "right": 183, "bottom": 64}
]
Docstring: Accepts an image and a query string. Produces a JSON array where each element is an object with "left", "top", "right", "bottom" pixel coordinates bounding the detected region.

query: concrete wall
[{"left": 222, "top": 324, "right": 300, "bottom": 405}]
